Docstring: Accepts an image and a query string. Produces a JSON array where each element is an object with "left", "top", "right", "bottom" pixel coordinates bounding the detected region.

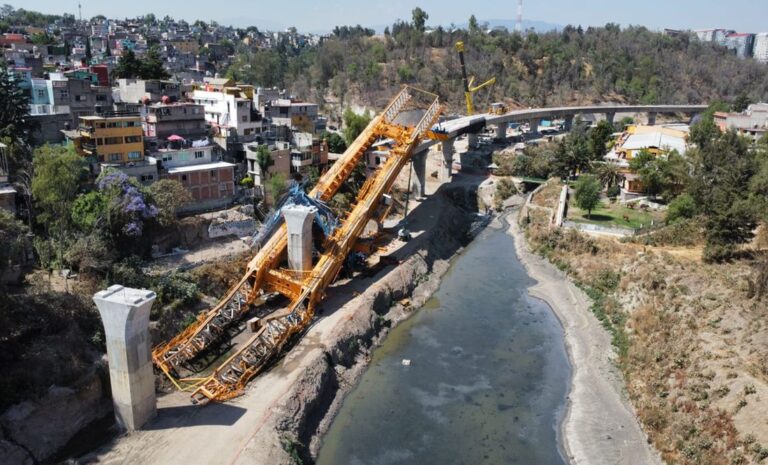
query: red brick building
[{"left": 164, "top": 161, "right": 236, "bottom": 203}]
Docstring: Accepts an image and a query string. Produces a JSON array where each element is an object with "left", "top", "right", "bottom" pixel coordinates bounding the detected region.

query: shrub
[
  {"left": 667, "top": 193, "right": 697, "bottom": 223},
  {"left": 607, "top": 184, "right": 621, "bottom": 199}
]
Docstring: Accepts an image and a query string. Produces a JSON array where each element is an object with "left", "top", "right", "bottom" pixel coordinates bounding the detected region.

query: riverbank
[
  {"left": 508, "top": 212, "right": 663, "bottom": 465},
  {"left": 82, "top": 180, "right": 481, "bottom": 465}
]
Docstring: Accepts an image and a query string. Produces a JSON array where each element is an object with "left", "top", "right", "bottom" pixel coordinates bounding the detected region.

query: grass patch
[{"left": 568, "top": 199, "right": 664, "bottom": 229}]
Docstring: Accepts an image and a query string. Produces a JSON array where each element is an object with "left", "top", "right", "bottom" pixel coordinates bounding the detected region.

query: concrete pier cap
[
  {"left": 283, "top": 205, "right": 317, "bottom": 272},
  {"left": 93, "top": 285, "right": 157, "bottom": 431}
]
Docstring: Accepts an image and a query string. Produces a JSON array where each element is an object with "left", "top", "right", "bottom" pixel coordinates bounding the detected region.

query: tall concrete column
[
  {"left": 605, "top": 112, "right": 616, "bottom": 126},
  {"left": 467, "top": 133, "right": 479, "bottom": 149},
  {"left": 410, "top": 150, "right": 427, "bottom": 198},
  {"left": 564, "top": 117, "right": 574, "bottom": 132},
  {"left": 648, "top": 112, "right": 657, "bottom": 126},
  {"left": 495, "top": 122, "right": 508, "bottom": 140},
  {"left": 93, "top": 285, "right": 157, "bottom": 431},
  {"left": 440, "top": 139, "right": 455, "bottom": 182},
  {"left": 528, "top": 118, "right": 539, "bottom": 137},
  {"left": 283, "top": 205, "right": 316, "bottom": 272}
]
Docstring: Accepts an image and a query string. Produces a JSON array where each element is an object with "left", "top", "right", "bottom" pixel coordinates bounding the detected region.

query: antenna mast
[
  {"left": 78, "top": 3, "right": 82, "bottom": 22},
  {"left": 516, "top": 0, "right": 523, "bottom": 34}
]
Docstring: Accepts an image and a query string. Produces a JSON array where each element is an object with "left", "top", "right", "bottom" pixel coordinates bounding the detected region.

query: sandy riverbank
[{"left": 508, "top": 212, "right": 663, "bottom": 465}]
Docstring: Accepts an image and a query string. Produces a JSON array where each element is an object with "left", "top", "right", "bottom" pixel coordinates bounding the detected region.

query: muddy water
[{"left": 316, "top": 218, "right": 571, "bottom": 465}]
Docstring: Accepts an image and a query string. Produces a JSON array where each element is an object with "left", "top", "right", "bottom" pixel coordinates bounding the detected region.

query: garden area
[{"left": 567, "top": 197, "right": 665, "bottom": 229}]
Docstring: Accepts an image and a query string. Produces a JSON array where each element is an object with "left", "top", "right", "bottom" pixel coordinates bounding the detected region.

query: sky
[{"left": 10, "top": 0, "right": 768, "bottom": 34}]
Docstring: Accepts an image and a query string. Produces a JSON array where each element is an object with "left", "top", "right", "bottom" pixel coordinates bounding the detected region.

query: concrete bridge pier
[
  {"left": 283, "top": 205, "right": 317, "bottom": 272},
  {"left": 564, "top": 117, "right": 574, "bottom": 132},
  {"left": 93, "top": 285, "right": 157, "bottom": 431},
  {"left": 467, "top": 133, "right": 479, "bottom": 149},
  {"left": 648, "top": 112, "right": 657, "bottom": 126},
  {"left": 605, "top": 112, "right": 616, "bottom": 126},
  {"left": 411, "top": 150, "right": 427, "bottom": 198},
  {"left": 494, "top": 122, "right": 508, "bottom": 140},
  {"left": 528, "top": 118, "right": 539, "bottom": 137},
  {"left": 440, "top": 139, "right": 455, "bottom": 182}
]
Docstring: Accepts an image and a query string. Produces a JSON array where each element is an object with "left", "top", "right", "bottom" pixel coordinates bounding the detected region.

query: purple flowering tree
[{"left": 97, "top": 169, "right": 158, "bottom": 237}]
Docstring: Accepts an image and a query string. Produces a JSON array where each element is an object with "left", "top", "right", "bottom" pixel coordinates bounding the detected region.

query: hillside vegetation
[{"left": 227, "top": 20, "right": 768, "bottom": 112}]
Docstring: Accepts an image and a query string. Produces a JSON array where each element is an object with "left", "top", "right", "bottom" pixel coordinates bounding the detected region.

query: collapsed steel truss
[{"left": 151, "top": 86, "right": 442, "bottom": 404}]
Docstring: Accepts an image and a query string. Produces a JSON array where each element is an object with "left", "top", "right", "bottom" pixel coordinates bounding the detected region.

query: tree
[
  {"left": 588, "top": 120, "right": 614, "bottom": 160},
  {"left": 732, "top": 94, "right": 751, "bottom": 113},
  {"left": 411, "top": 7, "right": 428, "bottom": 33},
  {"left": 322, "top": 131, "right": 347, "bottom": 153},
  {"left": 139, "top": 46, "right": 170, "bottom": 80},
  {"left": 468, "top": 15, "right": 480, "bottom": 35},
  {"left": 343, "top": 108, "right": 372, "bottom": 146},
  {"left": 666, "top": 193, "right": 697, "bottom": 223},
  {"left": 628, "top": 150, "right": 663, "bottom": 198},
  {"left": 148, "top": 179, "right": 191, "bottom": 227},
  {"left": 689, "top": 129, "right": 757, "bottom": 262},
  {"left": 0, "top": 63, "right": 35, "bottom": 149},
  {"left": 555, "top": 118, "right": 591, "bottom": 177},
  {"left": 593, "top": 162, "right": 623, "bottom": 189},
  {"left": 112, "top": 49, "right": 142, "bottom": 79},
  {"left": 573, "top": 175, "right": 601, "bottom": 219},
  {"left": 31, "top": 146, "right": 87, "bottom": 266},
  {"left": 255, "top": 145, "right": 273, "bottom": 180}
]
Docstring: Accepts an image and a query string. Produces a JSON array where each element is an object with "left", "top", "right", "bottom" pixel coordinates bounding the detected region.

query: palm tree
[{"left": 592, "top": 161, "right": 624, "bottom": 188}]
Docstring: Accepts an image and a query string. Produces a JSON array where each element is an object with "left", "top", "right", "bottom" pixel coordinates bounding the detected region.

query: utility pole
[
  {"left": 78, "top": 2, "right": 82, "bottom": 22},
  {"left": 516, "top": 0, "right": 523, "bottom": 34}
]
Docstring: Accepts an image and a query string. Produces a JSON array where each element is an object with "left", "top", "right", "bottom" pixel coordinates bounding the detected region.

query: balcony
[{"left": 81, "top": 141, "right": 97, "bottom": 153}]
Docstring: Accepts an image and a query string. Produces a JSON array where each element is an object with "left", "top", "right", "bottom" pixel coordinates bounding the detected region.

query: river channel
[{"left": 316, "top": 216, "right": 571, "bottom": 465}]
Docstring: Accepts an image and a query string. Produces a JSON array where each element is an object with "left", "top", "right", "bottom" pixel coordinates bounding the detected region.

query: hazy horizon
[{"left": 5, "top": 0, "right": 768, "bottom": 34}]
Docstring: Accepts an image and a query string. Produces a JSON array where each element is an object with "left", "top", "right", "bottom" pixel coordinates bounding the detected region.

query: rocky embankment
[{"left": 263, "top": 185, "right": 482, "bottom": 463}]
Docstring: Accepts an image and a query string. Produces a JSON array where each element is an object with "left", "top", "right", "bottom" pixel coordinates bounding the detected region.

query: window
[
  {"left": 36, "top": 89, "right": 46, "bottom": 98},
  {"left": 98, "top": 122, "right": 106, "bottom": 129},
  {"left": 181, "top": 174, "right": 188, "bottom": 182},
  {"left": 125, "top": 135, "right": 141, "bottom": 143},
  {"left": 194, "top": 151, "right": 204, "bottom": 159},
  {"left": 128, "top": 151, "right": 141, "bottom": 160},
  {"left": 241, "top": 115, "right": 247, "bottom": 122},
  {"left": 219, "top": 183, "right": 228, "bottom": 193},
  {"left": 96, "top": 94, "right": 107, "bottom": 102},
  {"left": 59, "top": 89, "right": 69, "bottom": 99},
  {"left": 109, "top": 153, "right": 121, "bottom": 162},
  {"left": 96, "top": 138, "right": 104, "bottom": 145},
  {"left": 107, "top": 121, "right": 120, "bottom": 128},
  {"left": 141, "top": 174, "right": 154, "bottom": 182},
  {"left": 104, "top": 137, "right": 122, "bottom": 145},
  {"left": 210, "top": 170, "right": 217, "bottom": 180},
  {"left": 125, "top": 121, "right": 139, "bottom": 127},
  {"left": 75, "top": 95, "right": 88, "bottom": 102},
  {"left": 162, "top": 154, "right": 173, "bottom": 162}
]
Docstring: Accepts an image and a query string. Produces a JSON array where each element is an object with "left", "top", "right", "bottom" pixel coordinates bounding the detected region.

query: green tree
[
  {"left": 112, "top": 49, "right": 142, "bottom": 79},
  {"left": 588, "top": 120, "right": 614, "bottom": 160},
  {"left": 0, "top": 63, "right": 35, "bottom": 149},
  {"left": 593, "top": 162, "right": 623, "bottom": 188},
  {"left": 411, "top": 7, "right": 429, "bottom": 33},
  {"left": 343, "top": 108, "right": 372, "bottom": 146},
  {"left": 71, "top": 191, "right": 106, "bottom": 231},
  {"left": 666, "top": 193, "right": 697, "bottom": 223},
  {"left": 148, "top": 179, "right": 191, "bottom": 227},
  {"left": 468, "top": 15, "right": 480, "bottom": 35},
  {"left": 322, "top": 131, "right": 347, "bottom": 153},
  {"left": 689, "top": 129, "right": 757, "bottom": 262},
  {"left": 255, "top": 145, "right": 273, "bottom": 180},
  {"left": 31, "top": 146, "right": 87, "bottom": 266},
  {"left": 732, "top": 94, "right": 751, "bottom": 113},
  {"left": 628, "top": 150, "right": 663, "bottom": 198},
  {"left": 555, "top": 118, "right": 591, "bottom": 177},
  {"left": 573, "top": 174, "right": 601, "bottom": 219},
  {"left": 139, "top": 46, "right": 170, "bottom": 80}
]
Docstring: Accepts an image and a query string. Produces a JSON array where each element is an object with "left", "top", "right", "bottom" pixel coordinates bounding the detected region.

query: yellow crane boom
[
  {"left": 151, "top": 87, "right": 442, "bottom": 404},
  {"left": 455, "top": 40, "right": 496, "bottom": 115}
]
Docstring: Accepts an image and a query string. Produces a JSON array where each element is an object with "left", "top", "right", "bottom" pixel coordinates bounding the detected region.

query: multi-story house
[
  {"left": 76, "top": 113, "right": 145, "bottom": 165},
  {"left": 264, "top": 98, "right": 320, "bottom": 133},
  {"left": 191, "top": 78, "right": 266, "bottom": 155},
  {"left": 115, "top": 79, "right": 182, "bottom": 105},
  {"left": 714, "top": 103, "right": 768, "bottom": 141},
  {"left": 724, "top": 33, "right": 755, "bottom": 58},
  {"left": 143, "top": 102, "right": 209, "bottom": 151},
  {"left": 156, "top": 142, "right": 237, "bottom": 209}
]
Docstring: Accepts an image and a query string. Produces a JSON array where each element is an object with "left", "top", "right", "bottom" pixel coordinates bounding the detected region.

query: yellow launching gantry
[
  {"left": 455, "top": 41, "right": 496, "bottom": 116},
  {"left": 151, "top": 86, "right": 443, "bottom": 404}
]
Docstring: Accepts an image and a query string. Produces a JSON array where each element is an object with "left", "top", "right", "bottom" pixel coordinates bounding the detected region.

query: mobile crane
[
  {"left": 455, "top": 41, "right": 496, "bottom": 116},
  {"left": 151, "top": 87, "right": 442, "bottom": 404}
]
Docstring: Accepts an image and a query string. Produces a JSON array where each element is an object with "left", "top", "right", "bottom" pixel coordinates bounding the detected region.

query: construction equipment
[
  {"left": 455, "top": 41, "right": 496, "bottom": 116},
  {"left": 151, "top": 86, "right": 442, "bottom": 404}
]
